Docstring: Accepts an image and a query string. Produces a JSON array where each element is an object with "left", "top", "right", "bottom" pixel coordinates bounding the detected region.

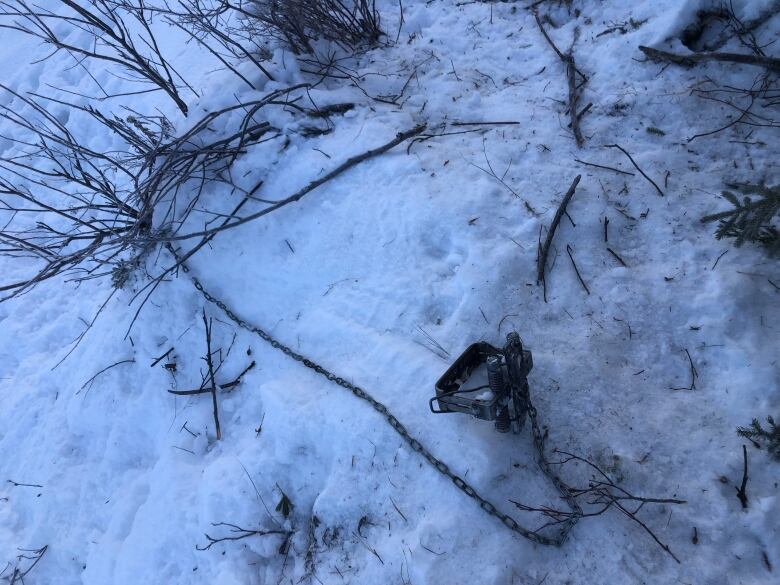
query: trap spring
[{"left": 168, "top": 245, "right": 581, "bottom": 545}]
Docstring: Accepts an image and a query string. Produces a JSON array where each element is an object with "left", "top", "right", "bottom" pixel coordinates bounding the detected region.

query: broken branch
[
  {"left": 639, "top": 45, "right": 780, "bottom": 73},
  {"left": 165, "top": 124, "right": 428, "bottom": 242},
  {"left": 736, "top": 444, "right": 749, "bottom": 508},
  {"left": 534, "top": 11, "right": 587, "bottom": 147},
  {"left": 605, "top": 144, "right": 665, "bottom": 196},
  {"left": 566, "top": 244, "right": 590, "bottom": 295},
  {"left": 537, "top": 175, "right": 582, "bottom": 301}
]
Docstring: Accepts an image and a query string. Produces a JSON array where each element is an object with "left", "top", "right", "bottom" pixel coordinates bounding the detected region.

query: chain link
[{"left": 169, "top": 245, "right": 581, "bottom": 545}]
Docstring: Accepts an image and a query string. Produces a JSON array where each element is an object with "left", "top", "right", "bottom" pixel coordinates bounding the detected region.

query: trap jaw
[{"left": 430, "top": 332, "right": 533, "bottom": 434}]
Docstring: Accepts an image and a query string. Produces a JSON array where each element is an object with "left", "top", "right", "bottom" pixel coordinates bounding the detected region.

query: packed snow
[{"left": 0, "top": 1, "right": 778, "bottom": 584}]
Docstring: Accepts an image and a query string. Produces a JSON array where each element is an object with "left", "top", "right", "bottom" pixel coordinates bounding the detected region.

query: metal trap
[{"left": 430, "top": 332, "right": 532, "bottom": 433}]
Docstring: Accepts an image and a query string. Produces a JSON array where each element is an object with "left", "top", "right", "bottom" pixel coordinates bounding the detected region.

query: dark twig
[
  {"left": 566, "top": 244, "right": 590, "bottom": 295},
  {"left": 574, "top": 158, "right": 635, "bottom": 176},
  {"left": 420, "top": 542, "right": 445, "bottom": 556},
  {"left": 498, "top": 313, "right": 520, "bottom": 334},
  {"left": 565, "top": 56, "right": 585, "bottom": 147},
  {"left": 167, "top": 311, "right": 249, "bottom": 438},
  {"left": 6, "top": 479, "right": 43, "bottom": 488},
  {"left": 533, "top": 10, "right": 587, "bottom": 147},
  {"left": 537, "top": 175, "right": 582, "bottom": 301},
  {"left": 151, "top": 347, "right": 174, "bottom": 367},
  {"left": 670, "top": 349, "right": 698, "bottom": 391},
  {"left": 567, "top": 102, "right": 593, "bottom": 127},
  {"left": 80, "top": 358, "right": 135, "bottom": 392},
  {"left": 167, "top": 360, "right": 256, "bottom": 395},
  {"left": 5, "top": 544, "right": 47, "bottom": 584},
  {"left": 202, "top": 310, "right": 221, "bottom": 440},
  {"left": 415, "top": 325, "right": 450, "bottom": 359},
  {"left": 605, "top": 144, "right": 665, "bottom": 196},
  {"left": 469, "top": 137, "right": 538, "bottom": 215},
  {"left": 196, "top": 522, "right": 291, "bottom": 551},
  {"left": 711, "top": 250, "right": 729, "bottom": 270},
  {"left": 511, "top": 449, "right": 684, "bottom": 563},
  {"left": 218, "top": 360, "right": 256, "bottom": 391},
  {"left": 606, "top": 247, "right": 628, "bottom": 267},
  {"left": 238, "top": 460, "right": 281, "bottom": 529},
  {"left": 736, "top": 444, "right": 749, "bottom": 509},
  {"left": 389, "top": 496, "right": 407, "bottom": 522},
  {"left": 451, "top": 121, "right": 520, "bottom": 126},
  {"left": 165, "top": 124, "right": 427, "bottom": 242},
  {"left": 354, "top": 531, "right": 384, "bottom": 565},
  {"left": 639, "top": 45, "right": 780, "bottom": 73}
]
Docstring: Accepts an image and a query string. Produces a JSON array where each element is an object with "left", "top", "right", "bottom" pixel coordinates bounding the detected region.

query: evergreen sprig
[
  {"left": 702, "top": 182, "right": 779, "bottom": 252},
  {"left": 737, "top": 416, "right": 780, "bottom": 460}
]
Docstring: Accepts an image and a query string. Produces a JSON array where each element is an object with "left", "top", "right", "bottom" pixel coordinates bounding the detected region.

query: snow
[{"left": 0, "top": 1, "right": 778, "bottom": 584}]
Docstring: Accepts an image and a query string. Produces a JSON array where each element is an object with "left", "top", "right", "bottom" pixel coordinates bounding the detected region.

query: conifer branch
[
  {"left": 701, "top": 183, "right": 779, "bottom": 250},
  {"left": 738, "top": 416, "right": 780, "bottom": 460}
]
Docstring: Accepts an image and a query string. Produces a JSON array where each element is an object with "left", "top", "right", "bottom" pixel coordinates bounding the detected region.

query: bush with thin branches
[
  {"left": 0, "top": 0, "right": 194, "bottom": 114},
  {"left": 0, "top": 83, "right": 308, "bottom": 300},
  {"left": 244, "top": 0, "right": 382, "bottom": 54}
]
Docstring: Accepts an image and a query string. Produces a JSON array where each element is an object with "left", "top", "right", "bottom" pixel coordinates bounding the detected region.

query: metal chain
[{"left": 169, "top": 246, "right": 581, "bottom": 545}]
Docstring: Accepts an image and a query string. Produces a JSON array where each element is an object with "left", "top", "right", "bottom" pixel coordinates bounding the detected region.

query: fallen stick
[
  {"left": 670, "top": 348, "right": 698, "bottom": 391},
  {"left": 574, "top": 158, "right": 635, "bottom": 176},
  {"left": 605, "top": 144, "right": 665, "bottom": 196},
  {"left": 533, "top": 11, "right": 587, "bottom": 147},
  {"left": 736, "top": 444, "right": 749, "bottom": 508},
  {"left": 80, "top": 358, "right": 135, "bottom": 391},
  {"left": 606, "top": 247, "right": 627, "bottom": 267},
  {"left": 566, "top": 244, "right": 590, "bottom": 295},
  {"left": 537, "top": 175, "right": 582, "bottom": 301},
  {"left": 202, "top": 310, "right": 222, "bottom": 440},
  {"left": 150, "top": 347, "right": 174, "bottom": 368},
  {"left": 451, "top": 121, "right": 520, "bottom": 126},
  {"left": 567, "top": 102, "right": 593, "bottom": 128},
  {"left": 167, "top": 360, "right": 256, "bottom": 395},
  {"left": 164, "top": 124, "right": 428, "bottom": 242},
  {"left": 639, "top": 45, "right": 780, "bottom": 73},
  {"left": 565, "top": 55, "right": 585, "bottom": 147}
]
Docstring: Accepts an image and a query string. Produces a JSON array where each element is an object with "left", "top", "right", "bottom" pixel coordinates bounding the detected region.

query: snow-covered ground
[{"left": 1, "top": 1, "right": 778, "bottom": 583}]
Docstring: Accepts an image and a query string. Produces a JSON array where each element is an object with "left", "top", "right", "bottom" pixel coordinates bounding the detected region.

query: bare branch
[
  {"left": 196, "top": 522, "right": 291, "bottom": 551},
  {"left": 511, "top": 449, "right": 685, "bottom": 563},
  {"left": 639, "top": 45, "right": 780, "bottom": 73},
  {"left": 536, "top": 175, "right": 581, "bottom": 301}
]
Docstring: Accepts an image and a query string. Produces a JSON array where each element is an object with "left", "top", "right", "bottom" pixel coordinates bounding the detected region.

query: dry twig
[
  {"left": 736, "top": 444, "right": 749, "bottom": 508},
  {"left": 605, "top": 144, "right": 665, "bottom": 196},
  {"left": 639, "top": 45, "right": 780, "bottom": 73},
  {"left": 566, "top": 244, "right": 589, "bottom": 294},
  {"left": 606, "top": 247, "right": 627, "bottom": 267},
  {"left": 511, "top": 450, "right": 685, "bottom": 563},
  {"left": 670, "top": 348, "right": 698, "bottom": 391},
  {"left": 165, "top": 124, "right": 427, "bottom": 242},
  {"left": 168, "top": 311, "right": 253, "bottom": 439},
  {"left": 533, "top": 10, "right": 588, "bottom": 147},
  {"left": 2, "top": 545, "right": 48, "bottom": 585},
  {"left": 196, "top": 522, "right": 291, "bottom": 551},
  {"left": 537, "top": 175, "right": 582, "bottom": 301}
]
